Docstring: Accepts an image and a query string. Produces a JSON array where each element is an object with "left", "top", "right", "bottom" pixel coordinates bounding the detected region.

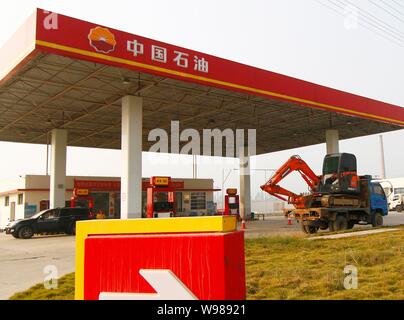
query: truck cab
[{"left": 370, "top": 181, "right": 388, "bottom": 217}]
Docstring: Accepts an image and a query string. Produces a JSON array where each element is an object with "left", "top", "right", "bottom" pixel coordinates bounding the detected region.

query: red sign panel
[
  {"left": 36, "top": 10, "right": 211, "bottom": 83},
  {"left": 74, "top": 180, "right": 121, "bottom": 191},
  {"left": 144, "top": 181, "right": 184, "bottom": 190},
  {"left": 84, "top": 231, "right": 246, "bottom": 300},
  {"left": 74, "top": 179, "right": 185, "bottom": 191},
  {"left": 34, "top": 9, "right": 404, "bottom": 126}
]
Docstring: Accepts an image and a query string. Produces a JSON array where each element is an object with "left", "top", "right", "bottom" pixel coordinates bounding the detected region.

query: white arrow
[{"left": 99, "top": 269, "right": 198, "bottom": 300}]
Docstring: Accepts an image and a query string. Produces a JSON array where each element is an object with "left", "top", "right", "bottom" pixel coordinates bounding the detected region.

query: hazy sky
[{"left": 0, "top": 0, "right": 403, "bottom": 200}]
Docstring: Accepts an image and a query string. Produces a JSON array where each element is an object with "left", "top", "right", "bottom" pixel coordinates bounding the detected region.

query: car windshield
[{"left": 30, "top": 210, "right": 49, "bottom": 219}]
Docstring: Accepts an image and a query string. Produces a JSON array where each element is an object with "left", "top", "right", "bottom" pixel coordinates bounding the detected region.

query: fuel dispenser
[
  {"left": 146, "top": 177, "right": 176, "bottom": 218},
  {"left": 70, "top": 188, "right": 95, "bottom": 211},
  {"left": 224, "top": 188, "right": 240, "bottom": 216}
]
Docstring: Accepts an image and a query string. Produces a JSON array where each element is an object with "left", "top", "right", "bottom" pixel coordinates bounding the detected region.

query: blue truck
[{"left": 292, "top": 175, "right": 389, "bottom": 234}]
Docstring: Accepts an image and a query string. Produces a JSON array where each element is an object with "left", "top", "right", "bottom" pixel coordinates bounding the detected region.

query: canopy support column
[
  {"left": 121, "top": 95, "right": 143, "bottom": 220},
  {"left": 239, "top": 148, "right": 251, "bottom": 229},
  {"left": 326, "top": 129, "right": 340, "bottom": 154},
  {"left": 50, "top": 129, "right": 67, "bottom": 209}
]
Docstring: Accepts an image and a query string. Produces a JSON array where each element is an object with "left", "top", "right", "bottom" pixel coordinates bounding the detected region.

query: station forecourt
[{"left": 0, "top": 8, "right": 403, "bottom": 226}]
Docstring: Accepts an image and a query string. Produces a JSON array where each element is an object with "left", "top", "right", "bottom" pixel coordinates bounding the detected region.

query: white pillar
[
  {"left": 379, "top": 135, "right": 386, "bottom": 179},
  {"left": 50, "top": 129, "right": 67, "bottom": 209},
  {"left": 326, "top": 129, "right": 339, "bottom": 154},
  {"left": 121, "top": 96, "right": 143, "bottom": 219},
  {"left": 239, "top": 149, "right": 251, "bottom": 224}
]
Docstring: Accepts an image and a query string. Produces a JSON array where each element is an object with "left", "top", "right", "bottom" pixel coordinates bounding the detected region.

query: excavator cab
[{"left": 319, "top": 153, "right": 360, "bottom": 194}]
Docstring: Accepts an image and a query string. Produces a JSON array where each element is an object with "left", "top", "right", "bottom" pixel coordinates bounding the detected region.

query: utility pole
[
  {"left": 379, "top": 135, "right": 386, "bottom": 179},
  {"left": 46, "top": 131, "right": 50, "bottom": 176},
  {"left": 221, "top": 168, "right": 233, "bottom": 209},
  {"left": 192, "top": 155, "right": 198, "bottom": 179}
]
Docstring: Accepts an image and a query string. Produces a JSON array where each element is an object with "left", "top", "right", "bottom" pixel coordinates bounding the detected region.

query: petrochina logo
[{"left": 88, "top": 27, "right": 116, "bottom": 54}]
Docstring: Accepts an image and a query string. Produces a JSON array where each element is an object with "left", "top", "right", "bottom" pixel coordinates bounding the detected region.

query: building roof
[{"left": 0, "top": 9, "right": 402, "bottom": 155}]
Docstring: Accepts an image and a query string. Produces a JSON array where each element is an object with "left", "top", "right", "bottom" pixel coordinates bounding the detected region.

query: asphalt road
[
  {"left": 243, "top": 211, "right": 404, "bottom": 238},
  {"left": 0, "top": 212, "right": 403, "bottom": 300}
]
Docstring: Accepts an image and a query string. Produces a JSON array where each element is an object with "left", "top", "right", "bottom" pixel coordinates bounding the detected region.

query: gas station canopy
[{"left": 0, "top": 9, "right": 403, "bottom": 155}]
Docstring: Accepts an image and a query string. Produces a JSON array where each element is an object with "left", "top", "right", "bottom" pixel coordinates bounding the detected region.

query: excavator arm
[{"left": 260, "top": 155, "right": 320, "bottom": 208}]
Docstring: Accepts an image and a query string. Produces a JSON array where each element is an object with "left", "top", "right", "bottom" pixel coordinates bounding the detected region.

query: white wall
[
  {"left": 0, "top": 176, "right": 26, "bottom": 228},
  {"left": 0, "top": 193, "right": 24, "bottom": 228},
  {"left": 24, "top": 191, "right": 72, "bottom": 209}
]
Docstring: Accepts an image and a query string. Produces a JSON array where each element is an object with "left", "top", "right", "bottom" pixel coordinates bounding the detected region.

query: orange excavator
[
  {"left": 260, "top": 153, "right": 390, "bottom": 234},
  {"left": 260, "top": 153, "right": 361, "bottom": 210},
  {"left": 260, "top": 155, "right": 320, "bottom": 209}
]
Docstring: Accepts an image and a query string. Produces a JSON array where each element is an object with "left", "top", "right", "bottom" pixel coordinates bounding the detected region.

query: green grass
[
  {"left": 246, "top": 229, "right": 404, "bottom": 300},
  {"left": 9, "top": 273, "right": 75, "bottom": 300},
  {"left": 10, "top": 229, "right": 404, "bottom": 300}
]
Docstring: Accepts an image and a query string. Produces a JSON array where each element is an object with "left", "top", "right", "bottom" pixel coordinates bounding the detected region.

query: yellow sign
[
  {"left": 227, "top": 188, "right": 238, "bottom": 196},
  {"left": 153, "top": 177, "right": 169, "bottom": 186},
  {"left": 75, "top": 216, "right": 237, "bottom": 300},
  {"left": 75, "top": 189, "right": 89, "bottom": 196}
]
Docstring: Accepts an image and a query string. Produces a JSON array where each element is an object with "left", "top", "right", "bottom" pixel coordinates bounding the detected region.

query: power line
[
  {"left": 346, "top": 0, "right": 404, "bottom": 35},
  {"left": 391, "top": 0, "right": 404, "bottom": 11},
  {"left": 315, "top": 0, "right": 345, "bottom": 17},
  {"left": 343, "top": 0, "right": 404, "bottom": 41},
  {"left": 380, "top": 0, "right": 404, "bottom": 18},
  {"left": 318, "top": 0, "right": 404, "bottom": 48},
  {"left": 330, "top": 0, "right": 404, "bottom": 45},
  {"left": 369, "top": 0, "right": 404, "bottom": 24}
]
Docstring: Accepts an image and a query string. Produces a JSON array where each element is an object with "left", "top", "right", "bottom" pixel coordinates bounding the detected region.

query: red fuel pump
[
  {"left": 70, "top": 188, "right": 95, "bottom": 213},
  {"left": 146, "top": 177, "right": 176, "bottom": 218},
  {"left": 224, "top": 188, "right": 240, "bottom": 216}
]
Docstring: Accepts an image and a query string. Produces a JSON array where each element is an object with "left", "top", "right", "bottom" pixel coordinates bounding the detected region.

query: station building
[{"left": 0, "top": 175, "right": 216, "bottom": 229}]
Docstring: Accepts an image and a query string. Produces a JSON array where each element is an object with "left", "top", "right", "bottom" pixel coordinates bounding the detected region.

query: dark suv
[{"left": 4, "top": 207, "right": 94, "bottom": 239}]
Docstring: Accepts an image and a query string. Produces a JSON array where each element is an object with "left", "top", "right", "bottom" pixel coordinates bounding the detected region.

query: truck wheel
[
  {"left": 318, "top": 220, "right": 329, "bottom": 230},
  {"left": 397, "top": 205, "right": 402, "bottom": 213},
  {"left": 332, "top": 215, "right": 348, "bottom": 231},
  {"left": 18, "top": 226, "right": 34, "bottom": 239},
  {"left": 302, "top": 223, "right": 318, "bottom": 234},
  {"left": 372, "top": 212, "right": 383, "bottom": 227}
]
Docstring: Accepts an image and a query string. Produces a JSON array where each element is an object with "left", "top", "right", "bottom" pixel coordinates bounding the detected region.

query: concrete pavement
[
  {"left": 243, "top": 211, "right": 404, "bottom": 238},
  {"left": 0, "top": 234, "right": 75, "bottom": 300},
  {"left": 308, "top": 228, "right": 400, "bottom": 240}
]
